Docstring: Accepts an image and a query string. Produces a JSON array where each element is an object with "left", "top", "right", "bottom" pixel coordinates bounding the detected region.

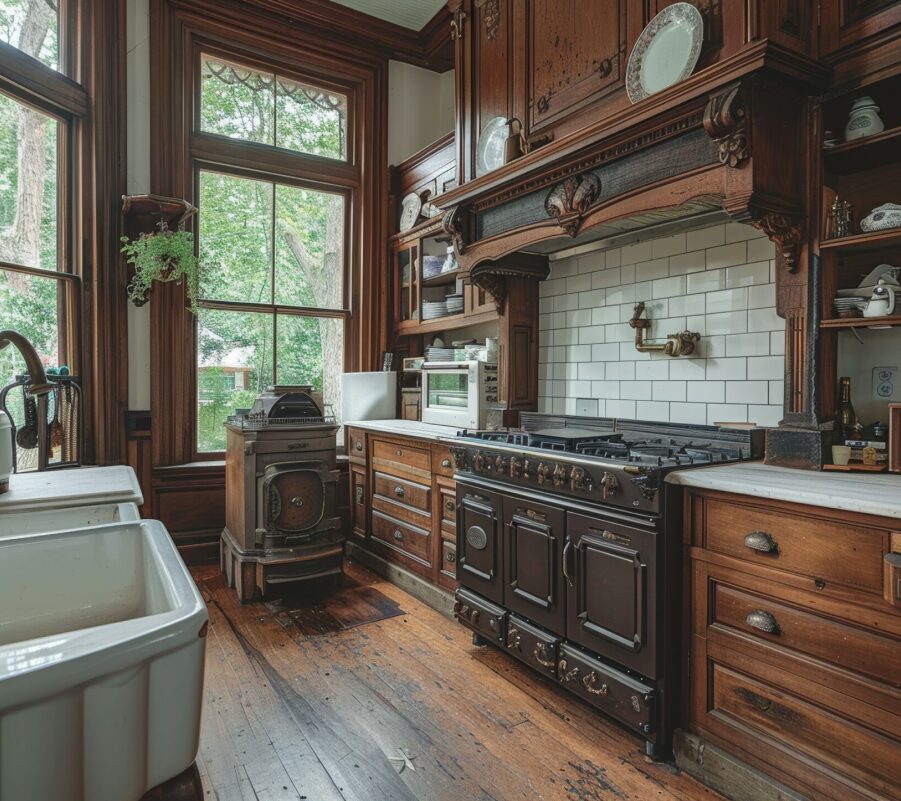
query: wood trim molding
[{"left": 0, "top": 40, "right": 88, "bottom": 117}]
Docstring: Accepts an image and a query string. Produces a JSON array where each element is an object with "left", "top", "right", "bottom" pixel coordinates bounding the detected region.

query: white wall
[
  {"left": 836, "top": 327, "right": 901, "bottom": 424},
  {"left": 125, "top": 0, "right": 151, "bottom": 410},
  {"left": 387, "top": 61, "right": 454, "bottom": 165},
  {"left": 538, "top": 221, "right": 787, "bottom": 428}
]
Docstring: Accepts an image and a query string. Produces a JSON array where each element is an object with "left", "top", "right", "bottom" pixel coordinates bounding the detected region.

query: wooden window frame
[
  {"left": 150, "top": 0, "right": 389, "bottom": 467},
  {"left": 0, "top": 0, "right": 126, "bottom": 466}
]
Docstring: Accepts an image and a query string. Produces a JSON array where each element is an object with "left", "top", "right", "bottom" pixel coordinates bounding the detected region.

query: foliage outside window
[
  {"left": 195, "top": 52, "right": 349, "bottom": 454},
  {"left": 0, "top": 0, "right": 69, "bottom": 472}
]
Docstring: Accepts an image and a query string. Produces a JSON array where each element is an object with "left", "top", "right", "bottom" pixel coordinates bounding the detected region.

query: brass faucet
[
  {"left": 628, "top": 302, "right": 701, "bottom": 358},
  {"left": 0, "top": 330, "right": 54, "bottom": 396}
]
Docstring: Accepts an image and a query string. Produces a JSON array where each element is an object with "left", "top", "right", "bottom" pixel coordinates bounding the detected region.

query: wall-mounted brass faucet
[
  {"left": 628, "top": 302, "right": 701, "bottom": 358},
  {"left": 0, "top": 330, "right": 53, "bottom": 395}
]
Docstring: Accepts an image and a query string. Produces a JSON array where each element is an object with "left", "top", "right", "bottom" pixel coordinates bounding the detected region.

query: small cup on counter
[{"left": 831, "top": 445, "right": 852, "bottom": 465}]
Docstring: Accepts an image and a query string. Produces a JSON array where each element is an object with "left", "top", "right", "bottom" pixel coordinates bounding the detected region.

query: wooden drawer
[
  {"left": 707, "top": 577, "right": 900, "bottom": 687},
  {"left": 439, "top": 486, "right": 457, "bottom": 528},
  {"left": 432, "top": 445, "right": 455, "bottom": 478},
  {"left": 440, "top": 538, "right": 457, "bottom": 580},
  {"left": 349, "top": 464, "right": 367, "bottom": 539},
  {"left": 371, "top": 437, "right": 431, "bottom": 477},
  {"left": 700, "top": 646, "right": 898, "bottom": 800},
  {"left": 371, "top": 509, "right": 430, "bottom": 565},
  {"left": 698, "top": 496, "right": 888, "bottom": 595},
  {"left": 372, "top": 471, "right": 430, "bottom": 513},
  {"left": 347, "top": 427, "right": 367, "bottom": 463}
]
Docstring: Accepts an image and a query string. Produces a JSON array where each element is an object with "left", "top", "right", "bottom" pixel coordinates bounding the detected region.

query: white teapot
[{"left": 863, "top": 279, "right": 896, "bottom": 318}]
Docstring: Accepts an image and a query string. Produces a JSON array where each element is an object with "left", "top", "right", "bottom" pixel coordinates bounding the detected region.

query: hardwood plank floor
[{"left": 192, "top": 561, "right": 725, "bottom": 801}]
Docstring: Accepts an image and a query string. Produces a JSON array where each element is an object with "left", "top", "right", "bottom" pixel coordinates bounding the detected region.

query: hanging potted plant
[{"left": 121, "top": 219, "right": 201, "bottom": 313}]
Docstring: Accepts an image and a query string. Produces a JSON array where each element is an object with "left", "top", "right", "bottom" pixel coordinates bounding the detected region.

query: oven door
[
  {"left": 259, "top": 461, "right": 339, "bottom": 543},
  {"left": 503, "top": 496, "right": 566, "bottom": 635},
  {"left": 456, "top": 482, "right": 504, "bottom": 604},
  {"left": 565, "top": 511, "right": 657, "bottom": 678},
  {"left": 421, "top": 366, "right": 477, "bottom": 428}
]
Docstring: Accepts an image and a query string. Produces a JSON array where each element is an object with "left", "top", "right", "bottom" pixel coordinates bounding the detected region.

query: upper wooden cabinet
[
  {"left": 448, "top": 0, "right": 820, "bottom": 188},
  {"left": 819, "top": 0, "right": 901, "bottom": 58}
]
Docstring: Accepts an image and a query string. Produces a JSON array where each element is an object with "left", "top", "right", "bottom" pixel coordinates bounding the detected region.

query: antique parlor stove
[{"left": 221, "top": 385, "right": 344, "bottom": 602}]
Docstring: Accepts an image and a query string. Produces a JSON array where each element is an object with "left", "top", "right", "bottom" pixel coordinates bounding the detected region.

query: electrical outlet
[{"left": 872, "top": 366, "right": 897, "bottom": 400}]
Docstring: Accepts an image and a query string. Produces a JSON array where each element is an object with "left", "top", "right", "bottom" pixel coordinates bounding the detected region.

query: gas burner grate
[
  {"left": 228, "top": 413, "right": 337, "bottom": 430},
  {"left": 459, "top": 429, "right": 530, "bottom": 446}
]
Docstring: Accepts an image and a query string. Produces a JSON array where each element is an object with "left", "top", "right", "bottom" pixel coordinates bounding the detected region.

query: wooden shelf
[
  {"left": 820, "top": 228, "right": 901, "bottom": 253},
  {"left": 421, "top": 270, "right": 460, "bottom": 287},
  {"left": 820, "top": 315, "right": 901, "bottom": 329},
  {"left": 823, "top": 126, "right": 901, "bottom": 173},
  {"left": 396, "top": 308, "right": 498, "bottom": 337}
]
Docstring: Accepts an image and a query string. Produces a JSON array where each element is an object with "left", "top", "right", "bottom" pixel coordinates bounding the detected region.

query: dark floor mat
[{"left": 265, "top": 576, "right": 405, "bottom": 636}]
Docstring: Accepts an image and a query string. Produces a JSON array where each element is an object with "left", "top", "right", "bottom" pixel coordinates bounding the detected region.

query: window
[
  {"left": 0, "top": 0, "right": 77, "bottom": 470},
  {"left": 194, "top": 52, "right": 351, "bottom": 454}
]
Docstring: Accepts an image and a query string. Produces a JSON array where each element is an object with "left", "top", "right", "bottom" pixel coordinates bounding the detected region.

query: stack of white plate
[
  {"left": 422, "top": 300, "right": 449, "bottom": 320},
  {"left": 834, "top": 296, "right": 865, "bottom": 317},
  {"left": 446, "top": 293, "right": 464, "bottom": 314}
]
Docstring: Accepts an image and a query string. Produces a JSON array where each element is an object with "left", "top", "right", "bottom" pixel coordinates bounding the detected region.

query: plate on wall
[
  {"left": 399, "top": 192, "right": 422, "bottom": 232},
  {"left": 626, "top": 3, "right": 704, "bottom": 104},
  {"left": 476, "top": 116, "right": 508, "bottom": 178}
]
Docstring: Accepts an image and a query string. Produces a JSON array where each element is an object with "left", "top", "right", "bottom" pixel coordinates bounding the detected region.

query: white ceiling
[{"left": 329, "top": 0, "right": 447, "bottom": 30}]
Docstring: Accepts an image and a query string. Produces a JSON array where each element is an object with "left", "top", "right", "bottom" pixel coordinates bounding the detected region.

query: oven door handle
[{"left": 562, "top": 539, "right": 574, "bottom": 587}]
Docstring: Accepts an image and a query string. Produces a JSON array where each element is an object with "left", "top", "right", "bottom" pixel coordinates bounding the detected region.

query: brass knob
[
  {"left": 394, "top": 485, "right": 405, "bottom": 497},
  {"left": 393, "top": 529, "right": 403, "bottom": 541},
  {"left": 445, "top": 499, "right": 455, "bottom": 514},
  {"left": 290, "top": 497, "right": 304, "bottom": 507},
  {"left": 396, "top": 448, "right": 403, "bottom": 457},
  {"left": 355, "top": 440, "right": 363, "bottom": 451},
  {"left": 441, "top": 458, "right": 451, "bottom": 468}
]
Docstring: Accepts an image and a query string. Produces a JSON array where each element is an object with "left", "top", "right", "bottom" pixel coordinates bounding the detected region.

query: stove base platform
[{"left": 220, "top": 527, "right": 344, "bottom": 603}]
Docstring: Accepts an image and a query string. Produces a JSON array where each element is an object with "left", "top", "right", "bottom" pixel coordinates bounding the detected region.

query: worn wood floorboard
[{"left": 192, "top": 562, "right": 724, "bottom": 801}]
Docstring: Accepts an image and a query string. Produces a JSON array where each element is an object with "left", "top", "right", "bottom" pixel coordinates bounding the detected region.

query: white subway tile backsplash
[
  {"left": 537, "top": 223, "right": 785, "bottom": 427},
  {"left": 726, "top": 381, "right": 769, "bottom": 405}
]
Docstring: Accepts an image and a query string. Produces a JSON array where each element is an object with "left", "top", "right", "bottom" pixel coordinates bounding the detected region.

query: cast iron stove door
[
  {"left": 260, "top": 462, "right": 338, "bottom": 545},
  {"left": 503, "top": 496, "right": 565, "bottom": 634},
  {"left": 565, "top": 511, "right": 656, "bottom": 677},
  {"left": 456, "top": 483, "right": 504, "bottom": 604}
]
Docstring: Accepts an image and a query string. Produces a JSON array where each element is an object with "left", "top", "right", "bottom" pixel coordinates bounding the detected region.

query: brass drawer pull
[
  {"left": 445, "top": 499, "right": 456, "bottom": 514},
  {"left": 744, "top": 530, "right": 778, "bottom": 554},
  {"left": 582, "top": 671, "right": 609, "bottom": 696},
  {"left": 533, "top": 642, "right": 555, "bottom": 667},
  {"left": 558, "top": 659, "right": 579, "bottom": 683},
  {"left": 394, "top": 485, "right": 405, "bottom": 498},
  {"left": 506, "top": 626, "right": 521, "bottom": 649},
  {"left": 393, "top": 529, "right": 404, "bottom": 541},
  {"left": 745, "top": 609, "right": 780, "bottom": 635},
  {"left": 396, "top": 448, "right": 403, "bottom": 457},
  {"left": 354, "top": 486, "right": 364, "bottom": 504},
  {"left": 446, "top": 550, "right": 456, "bottom": 564},
  {"left": 441, "top": 458, "right": 451, "bottom": 468},
  {"left": 354, "top": 440, "right": 363, "bottom": 451}
]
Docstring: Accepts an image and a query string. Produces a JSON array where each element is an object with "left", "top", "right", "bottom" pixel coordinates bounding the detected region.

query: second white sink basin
[{"left": 0, "top": 501, "right": 140, "bottom": 538}]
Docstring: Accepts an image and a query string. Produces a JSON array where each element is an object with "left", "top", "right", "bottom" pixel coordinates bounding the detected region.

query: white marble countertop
[
  {"left": 0, "top": 466, "right": 143, "bottom": 513},
  {"left": 343, "top": 419, "right": 459, "bottom": 443},
  {"left": 666, "top": 462, "right": 901, "bottom": 520}
]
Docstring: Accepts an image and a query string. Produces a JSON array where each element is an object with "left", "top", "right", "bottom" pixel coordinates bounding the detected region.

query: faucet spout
[{"left": 0, "top": 330, "right": 54, "bottom": 396}]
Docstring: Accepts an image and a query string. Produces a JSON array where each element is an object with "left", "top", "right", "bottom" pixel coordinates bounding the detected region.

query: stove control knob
[
  {"left": 495, "top": 455, "right": 508, "bottom": 475},
  {"left": 523, "top": 459, "right": 531, "bottom": 480},
  {"left": 537, "top": 462, "right": 549, "bottom": 486},
  {"left": 552, "top": 463, "right": 567, "bottom": 488},
  {"left": 474, "top": 453, "right": 484, "bottom": 472},
  {"left": 600, "top": 471, "right": 619, "bottom": 499},
  {"left": 509, "top": 456, "right": 522, "bottom": 478},
  {"left": 570, "top": 466, "right": 586, "bottom": 492}
]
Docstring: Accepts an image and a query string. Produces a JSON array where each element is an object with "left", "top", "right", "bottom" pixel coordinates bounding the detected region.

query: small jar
[{"left": 845, "top": 96, "right": 885, "bottom": 142}]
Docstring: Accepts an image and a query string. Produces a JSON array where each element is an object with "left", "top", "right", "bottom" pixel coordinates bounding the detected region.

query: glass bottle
[{"left": 837, "top": 377, "right": 857, "bottom": 441}]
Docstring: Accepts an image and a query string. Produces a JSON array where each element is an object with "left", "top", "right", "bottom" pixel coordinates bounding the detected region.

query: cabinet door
[
  {"left": 350, "top": 464, "right": 368, "bottom": 540},
  {"left": 503, "top": 496, "right": 566, "bottom": 634},
  {"left": 456, "top": 483, "right": 505, "bottom": 603},
  {"left": 819, "top": 0, "right": 901, "bottom": 56},
  {"left": 526, "top": 0, "right": 626, "bottom": 138},
  {"left": 566, "top": 512, "right": 657, "bottom": 678},
  {"left": 394, "top": 243, "right": 419, "bottom": 324},
  {"left": 465, "top": 282, "right": 495, "bottom": 317}
]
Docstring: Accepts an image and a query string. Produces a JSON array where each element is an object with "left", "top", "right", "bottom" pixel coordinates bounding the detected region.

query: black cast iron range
[{"left": 444, "top": 413, "right": 762, "bottom": 759}]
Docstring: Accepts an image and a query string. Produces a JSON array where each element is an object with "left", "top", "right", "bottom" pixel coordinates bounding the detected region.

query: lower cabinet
[
  {"left": 345, "top": 427, "right": 458, "bottom": 590},
  {"left": 685, "top": 489, "right": 901, "bottom": 801}
]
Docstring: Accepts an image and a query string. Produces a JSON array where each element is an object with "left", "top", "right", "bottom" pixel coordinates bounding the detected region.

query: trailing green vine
[{"left": 121, "top": 223, "right": 201, "bottom": 313}]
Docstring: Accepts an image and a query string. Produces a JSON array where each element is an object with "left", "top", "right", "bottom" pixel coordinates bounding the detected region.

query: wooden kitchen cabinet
[
  {"left": 345, "top": 427, "right": 459, "bottom": 591},
  {"left": 819, "top": 0, "right": 901, "bottom": 58},
  {"left": 684, "top": 488, "right": 901, "bottom": 801}
]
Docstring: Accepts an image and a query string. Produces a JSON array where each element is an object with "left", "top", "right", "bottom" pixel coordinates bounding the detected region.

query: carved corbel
[
  {"left": 544, "top": 172, "right": 602, "bottom": 237},
  {"left": 472, "top": 270, "right": 507, "bottom": 312},
  {"left": 474, "top": 0, "right": 500, "bottom": 39},
  {"left": 468, "top": 255, "right": 550, "bottom": 314},
  {"left": 703, "top": 83, "right": 749, "bottom": 168},
  {"left": 749, "top": 209, "right": 802, "bottom": 273},
  {"left": 442, "top": 206, "right": 466, "bottom": 256}
]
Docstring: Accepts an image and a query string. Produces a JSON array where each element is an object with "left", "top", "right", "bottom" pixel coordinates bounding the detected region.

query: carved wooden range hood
[{"left": 438, "top": 41, "right": 829, "bottom": 312}]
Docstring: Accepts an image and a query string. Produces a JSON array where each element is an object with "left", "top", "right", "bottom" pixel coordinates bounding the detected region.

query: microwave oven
[{"left": 420, "top": 361, "right": 498, "bottom": 429}]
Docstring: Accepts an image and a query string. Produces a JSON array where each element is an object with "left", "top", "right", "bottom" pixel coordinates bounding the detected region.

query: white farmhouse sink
[
  {"left": 0, "top": 500, "right": 140, "bottom": 538},
  {"left": 0, "top": 519, "right": 208, "bottom": 801}
]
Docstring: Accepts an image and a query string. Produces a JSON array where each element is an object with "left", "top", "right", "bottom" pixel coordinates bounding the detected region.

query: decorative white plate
[
  {"left": 626, "top": 3, "right": 704, "bottom": 104},
  {"left": 399, "top": 192, "right": 422, "bottom": 232},
  {"left": 476, "top": 116, "right": 508, "bottom": 178}
]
